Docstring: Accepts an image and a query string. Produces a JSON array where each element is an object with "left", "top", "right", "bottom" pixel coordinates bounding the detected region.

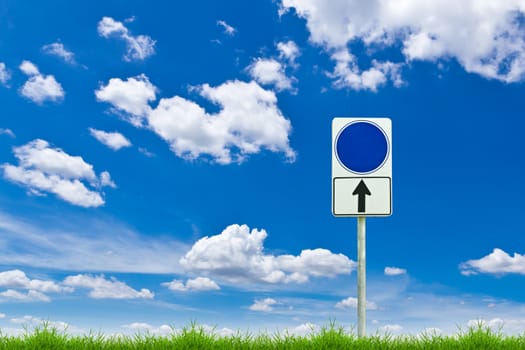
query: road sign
[{"left": 332, "top": 118, "right": 392, "bottom": 217}]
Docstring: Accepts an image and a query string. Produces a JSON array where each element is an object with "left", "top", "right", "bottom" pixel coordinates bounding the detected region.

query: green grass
[{"left": 1, "top": 322, "right": 525, "bottom": 349}]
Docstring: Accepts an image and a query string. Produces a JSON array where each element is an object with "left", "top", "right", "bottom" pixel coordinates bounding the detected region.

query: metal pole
[{"left": 357, "top": 216, "right": 366, "bottom": 337}]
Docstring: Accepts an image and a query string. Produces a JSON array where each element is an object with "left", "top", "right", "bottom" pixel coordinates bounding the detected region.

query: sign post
[
  {"left": 332, "top": 117, "right": 392, "bottom": 337},
  {"left": 357, "top": 216, "right": 366, "bottom": 337}
]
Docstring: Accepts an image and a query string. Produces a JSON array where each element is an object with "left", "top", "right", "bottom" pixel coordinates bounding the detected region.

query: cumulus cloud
[
  {"left": 460, "top": 248, "right": 525, "bottom": 276},
  {"left": 150, "top": 80, "right": 296, "bottom": 163},
  {"left": 335, "top": 296, "right": 378, "bottom": 310},
  {"left": 0, "top": 269, "right": 71, "bottom": 302},
  {"left": 89, "top": 128, "right": 132, "bottom": 150},
  {"left": 1, "top": 139, "right": 114, "bottom": 207},
  {"left": 19, "top": 60, "right": 64, "bottom": 104},
  {"left": 279, "top": 0, "right": 525, "bottom": 88},
  {"left": 247, "top": 59, "right": 295, "bottom": 92},
  {"left": 247, "top": 41, "right": 300, "bottom": 92},
  {"left": 0, "top": 269, "right": 65, "bottom": 293},
  {"left": 277, "top": 40, "right": 300, "bottom": 65},
  {"left": 62, "top": 274, "right": 154, "bottom": 299},
  {"left": 162, "top": 277, "right": 220, "bottom": 292},
  {"left": 328, "top": 51, "right": 403, "bottom": 91},
  {"left": 217, "top": 20, "right": 236, "bottom": 36},
  {"left": 384, "top": 267, "right": 407, "bottom": 276},
  {"left": 249, "top": 298, "right": 278, "bottom": 312},
  {"left": 180, "top": 224, "right": 354, "bottom": 285},
  {"left": 0, "top": 62, "right": 11, "bottom": 85},
  {"left": 96, "top": 75, "right": 296, "bottom": 164},
  {"left": 42, "top": 42, "right": 75, "bottom": 64},
  {"left": 95, "top": 74, "right": 157, "bottom": 126},
  {"left": 98, "top": 16, "right": 156, "bottom": 61},
  {"left": 19, "top": 61, "right": 39, "bottom": 76}
]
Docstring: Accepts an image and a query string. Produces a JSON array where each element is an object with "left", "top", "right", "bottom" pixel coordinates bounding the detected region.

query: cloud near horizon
[
  {"left": 179, "top": 224, "right": 355, "bottom": 286},
  {"left": 460, "top": 248, "right": 525, "bottom": 276}
]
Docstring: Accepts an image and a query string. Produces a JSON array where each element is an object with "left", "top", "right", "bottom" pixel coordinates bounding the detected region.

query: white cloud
[
  {"left": 180, "top": 224, "right": 354, "bottom": 285},
  {"left": 247, "top": 59, "right": 295, "bottom": 92},
  {"left": 0, "top": 211, "right": 188, "bottom": 274},
  {"left": 468, "top": 318, "right": 525, "bottom": 334},
  {"left": 277, "top": 40, "right": 300, "bottom": 65},
  {"left": 460, "top": 248, "right": 525, "bottom": 276},
  {"left": 217, "top": 20, "right": 236, "bottom": 36},
  {"left": 1, "top": 139, "right": 114, "bottom": 207},
  {"left": 0, "top": 128, "right": 15, "bottom": 138},
  {"left": 138, "top": 147, "right": 155, "bottom": 157},
  {"left": 19, "top": 60, "right": 64, "bottom": 104},
  {"left": 328, "top": 50, "right": 403, "bottom": 91},
  {"left": 63, "top": 274, "right": 154, "bottom": 299},
  {"left": 379, "top": 324, "right": 403, "bottom": 333},
  {"left": 97, "top": 75, "right": 296, "bottom": 164},
  {"left": 122, "top": 323, "right": 174, "bottom": 336},
  {"left": 0, "top": 289, "right": 50, "bottom": 302},
  {"left": 384, "top": 267, "right": 407, "bottom": 276},
  {"left": 335, "top": 296, "right": 378, "bottom": 310},
  {"left": 162, "top": 277, "right": 220, "bottom": 292},
  {"left": 290, "top": 323, "right": 319, "bottom": 336},
  {"left": 95, "top": 74, "right": 157, "bottom": 126},
  {"left": 99, "top": 171, "right": 116, "bottom": 188},
  {"left": 0, "top": 62, "right": 11, "bottom": 85},
  {"left": 0, "top": 269, "right": 67, "bottom": 293},
  {"left": 0, "top": 269, "right": 72, "bottom": 302},
  {"left": 19, "top": 61, "right": 39, "bottom": 75},
  {"left": 4, "top": 316, "right": 86, "bottom": 337},
  {"left": 0, "top": 313, "right": 5, "bottom": 318},
  {"left": 419, "top": 327, "right": 443, "bottom": 337},
  {"left": 10, "top": 315, "right": 70, "bottom": 331},
  {"left": 149, "top": 80, "right": 296, "bottom": 163},
  {"left": 249, "top": 298, "right": 278, "bottom": 312},
  {"left": 42, "top": 42, "right": 75, "bottom": 64},
  {"left": 402, "top": 32, "right": 446, "bottom": 61},
  {"left": 98, "top": 16, "right": 156, "bottom": 61},
  {"left": 247, "top": 41, "right": 299, "bottom": 92},
  {"left": 89, "top": 128, "right": 132, "bottom": 150},
  {"left": 280, "top": 0, "right": 525, "bottom": 86},
  {"left": 10, "top": 139, "right": 96, "bottom": 180},
  {"left": 201, "top": 325, "right": 236, "bottom": 338}
]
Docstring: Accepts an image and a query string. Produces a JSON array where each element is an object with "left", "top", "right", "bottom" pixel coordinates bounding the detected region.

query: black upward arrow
[{"left": 352, "top": 180, "right": 371, "bottom": 213}]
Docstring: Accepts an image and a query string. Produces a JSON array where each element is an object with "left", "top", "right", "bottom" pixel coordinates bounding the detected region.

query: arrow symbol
[{"left": 353, "top": 180, "right": 371, "bottom": 213}]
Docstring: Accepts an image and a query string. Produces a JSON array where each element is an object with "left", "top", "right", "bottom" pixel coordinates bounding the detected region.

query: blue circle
[{"left": 335, "top": 121, "right": 389, "bottom": 174}]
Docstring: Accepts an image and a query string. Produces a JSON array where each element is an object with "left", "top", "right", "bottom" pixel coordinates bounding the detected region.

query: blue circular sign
[{"left": 335, "top": 120, "right": 389, "bottom": 174}]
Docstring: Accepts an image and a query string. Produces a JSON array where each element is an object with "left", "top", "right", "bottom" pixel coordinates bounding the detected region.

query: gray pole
[{"left": 357, "top": 216, "right": 366, "bottom": 337}]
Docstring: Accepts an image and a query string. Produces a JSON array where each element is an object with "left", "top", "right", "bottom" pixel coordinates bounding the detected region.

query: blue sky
[{"left": 1, "top": 0, "right": 525, "bottom": 336}]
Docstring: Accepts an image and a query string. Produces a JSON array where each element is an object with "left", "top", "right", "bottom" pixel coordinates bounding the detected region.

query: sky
[{"left": 1, "top": 0, "right": 525, "bottom": 337}]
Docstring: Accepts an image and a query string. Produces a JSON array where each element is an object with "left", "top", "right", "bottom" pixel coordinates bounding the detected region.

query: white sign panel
[{"left": 332, "top": 118, "right": 392, "bottom": 217}]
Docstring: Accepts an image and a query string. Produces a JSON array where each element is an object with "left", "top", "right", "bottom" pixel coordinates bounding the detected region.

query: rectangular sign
[
  {"left": 333, "top": 177, "right": 391, "bottom": 216},
  {"left": 332, "top": 117, "right": 392, "bottom": 217}
]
